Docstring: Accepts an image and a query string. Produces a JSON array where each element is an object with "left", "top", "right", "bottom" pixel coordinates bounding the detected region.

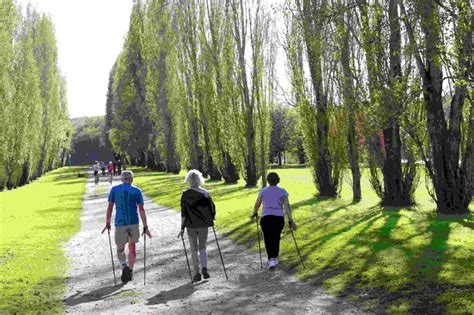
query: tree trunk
[
  {"left": 232, "top": 1, "right": 257, "bottom": 187},
  {"left": 338, "top": 8, "right": 361, "bottom": 202},
  {"left": 301, "top": 0, "right": 337, "bottom": 197},
  {"left": 138, "top": 150, "right": 147, "bottom": 167},
  {"left": 156, "top": 48, "right": 180, "bottom": 174},
  {"left": 18, "top": 162, "right": 30, "bottom": 187},
  {"left": 415, "top": 0, "right": 471, "bottom": 214},
  {"left": 220, "top": 151, "right": 239, "bottom": 184},
  {"left": 199, "top": 102, "right": 221, "bottom": 180},
  {"left": 165, "top": 111, "right": 181, "bottom": 174},
  {"left": 37, "top": 141, "right": 47, "bottom": 177},
  {"left": 379, "top": 0, "right": 414, "bottom": 207}
]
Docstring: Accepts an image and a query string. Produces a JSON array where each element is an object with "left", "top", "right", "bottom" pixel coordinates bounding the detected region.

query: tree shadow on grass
[
  {"left": 310, "top": 209, "right": 468, "bottom": 313},
  {"left": 63, "top": 284, "right": 125, "bottom": 306},
  {"left": 291, "top": 196, "right": 324, "bottom": 210}
]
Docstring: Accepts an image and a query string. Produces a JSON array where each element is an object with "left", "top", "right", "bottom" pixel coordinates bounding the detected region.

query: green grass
[
  {"left": 133, "top": 167, "right": 474, "bottom": 314},
  {"left": 0, "top": 167, "right": 87, "bottom": 313}
]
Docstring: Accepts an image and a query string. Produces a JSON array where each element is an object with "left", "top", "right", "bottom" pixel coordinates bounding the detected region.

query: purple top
[{"left": 258, "top": 186, "right": 289, "bottom": 217}]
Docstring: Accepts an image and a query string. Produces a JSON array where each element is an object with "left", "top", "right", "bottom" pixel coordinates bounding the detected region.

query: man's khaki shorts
[{"left": 115, "top": 224, "right": 140, "bottom": 244}]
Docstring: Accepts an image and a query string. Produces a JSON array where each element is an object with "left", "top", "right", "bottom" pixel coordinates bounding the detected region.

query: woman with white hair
[{"left": 178, "top": 169, "right": 216, "bottom": 282}]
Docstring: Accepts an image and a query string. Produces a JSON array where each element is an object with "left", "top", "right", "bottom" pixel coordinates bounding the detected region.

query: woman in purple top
[{"left": 251, "top": 172, "right": 297, "bottom": 270}]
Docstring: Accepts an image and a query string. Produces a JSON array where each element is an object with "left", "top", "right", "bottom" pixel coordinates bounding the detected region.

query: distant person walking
[
  {"left": 107, "top": 161, "right": 114, "bottom": 185},
  {"left": 101, "top": 170, "right": 152, "bottom": 284},
  {"left": 92, "top": 161, "right": 100, "bottom": 185},
  {"left": 100, "top": 161, "right": 106, "bottom": 176},
  {"left": 113, "top": 161, "right": 117, "bottom": 176},
  {"left": 178, "top": 170, "right": 215, "bottom": 282},
  {"left": 251, "top": 172, "right": 297, "bottom": 270},
  {"left": 117, "top": 159, "right": 123, "bottom": 175}
]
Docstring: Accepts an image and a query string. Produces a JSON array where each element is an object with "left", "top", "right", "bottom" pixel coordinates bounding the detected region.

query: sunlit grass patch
[
  {"left": 133, "top": 167, "right": 473, "bottom": 314},
  {"left": 0, "top": 167, "right": 86, "bottom": 313}
]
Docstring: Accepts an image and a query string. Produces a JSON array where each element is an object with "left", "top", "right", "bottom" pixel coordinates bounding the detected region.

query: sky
[{"left": 16, "top": 0, "right": 134, "bottom": 118}]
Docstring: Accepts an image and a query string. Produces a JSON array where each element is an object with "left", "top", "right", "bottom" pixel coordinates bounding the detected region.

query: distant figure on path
[
  {"left": 251, "top": 172, "right": 297, "bottom": 270},
  {"left": 100, "top": 161, "right": 106, "bottom": 176},
  {"left": 92, "top": 161, "right": 100, "bottom": 185},
  {"left": 178, "top": 169, "right": 215, "bottom": 282},
  {"left": 101, "top": 170, "right": 152, "bottom": 284},
  {"left": 113, "top": 161, "right": 117, "bottom": 176},
  {"left": 107, "top": 161, "right": 114, "bottom": 185},
  {"left": 117, "top": 159, "right": 123, "bottom": 175}
]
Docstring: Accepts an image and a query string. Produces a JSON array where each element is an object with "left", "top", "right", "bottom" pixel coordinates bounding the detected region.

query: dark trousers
[{"left": 260, "top": 215, "right": 284, "bottom": 260}]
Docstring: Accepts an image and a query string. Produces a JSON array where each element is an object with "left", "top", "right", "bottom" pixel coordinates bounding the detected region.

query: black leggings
[{"left": 260, "top": 215, "right": 284, "bottom": 260}]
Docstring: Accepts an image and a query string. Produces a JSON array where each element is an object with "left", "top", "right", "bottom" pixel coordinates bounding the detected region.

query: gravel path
[{"left": 62, "top": 176, "right": 365, "bottom": 314}]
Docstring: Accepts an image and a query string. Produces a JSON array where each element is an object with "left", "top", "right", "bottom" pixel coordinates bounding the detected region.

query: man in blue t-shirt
[{"left": 101, "top": 170, "right": 152, "bottom": 283}]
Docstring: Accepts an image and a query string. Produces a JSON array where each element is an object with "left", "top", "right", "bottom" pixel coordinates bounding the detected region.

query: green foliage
[
  {"left": 71, "top": 116, "right": 114, "bottom": 164},
  {"left": 133, "top": 167, "right": 474, "bottom": 313},
  {"left": 0, "top": 3, "right": 71, "bottom": 189},
  {"left": 106, "top": 0, "right": 273, "bottom": 184},
  {"left": 109, "top": 1, "right": 154, "bottom": 162},
  {"left": 0, "top": 167, "right": 87, "bottom": 313}
]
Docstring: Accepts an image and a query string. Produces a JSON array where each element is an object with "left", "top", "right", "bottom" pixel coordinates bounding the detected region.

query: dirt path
[{"left": 62, "top": 176, "right": 365, "bottom": 314}]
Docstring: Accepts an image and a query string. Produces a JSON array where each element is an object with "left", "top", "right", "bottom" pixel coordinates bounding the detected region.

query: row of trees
[
  {"left": 285, "top": 0, "right": 472, "bottom": 214},
  {"left": 106, "top": 0, "right": 472, "bottom": 214},
  {"left": 0, "top": 1, "right": 71, "bottom": 190},
  {"left": 70, "top": 117, "right": 114, "bottom": 165},
  {"left": 107, "top": 0, "right": 278, "bottom": 186}
]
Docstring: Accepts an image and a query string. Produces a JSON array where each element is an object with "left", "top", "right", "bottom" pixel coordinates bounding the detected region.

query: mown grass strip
[
  {"left": 0, "top": 167, "right": 86, "bottom": 313},
  {"left": 133, "top": 167, "right": 473, "bottom": 314}
]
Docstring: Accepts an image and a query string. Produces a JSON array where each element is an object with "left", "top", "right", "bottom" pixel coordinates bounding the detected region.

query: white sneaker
[
  {"left": 274, "top": 258, "right": 279, "bottom": 266},
  {"left": 268, "top": 259, "right": 276, "bottom": 270}
]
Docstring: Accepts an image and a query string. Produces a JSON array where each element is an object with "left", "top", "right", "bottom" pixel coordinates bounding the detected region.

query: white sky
[{"left": 16, "top": 0, "right": 134, "bottom": 118}]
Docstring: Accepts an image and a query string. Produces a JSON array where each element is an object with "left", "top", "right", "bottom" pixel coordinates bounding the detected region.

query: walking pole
[
  {"left": 180, "top": 234, "right": 193, "bottom": 284},
  {"left": 212, "top": 226, "right": 228, "bottom": 280},
  {"left": 289, "top": 228, "right": 305, "bottom": 269},
  {"left": 255, "top": 216, "right": 263, "bottom": 269},
  {"left": 107, "top": 229, "right": 117, "bottom": 285},
  {"left": 143, "top": 233, "right": 146, "bottom": 285}
]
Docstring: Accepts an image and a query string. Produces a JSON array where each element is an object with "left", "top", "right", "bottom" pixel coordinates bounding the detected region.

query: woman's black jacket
[{"left": 180, "top": 189, "right": 216, "bottom": 228}]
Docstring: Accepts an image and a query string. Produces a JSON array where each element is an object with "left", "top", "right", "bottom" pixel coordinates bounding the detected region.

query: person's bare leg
[
  {"left": 128, "top": 242, "right": 136, "bottom": 270},
  {"left": 116, "top": 243, "right": 126, "bottom": 268}
]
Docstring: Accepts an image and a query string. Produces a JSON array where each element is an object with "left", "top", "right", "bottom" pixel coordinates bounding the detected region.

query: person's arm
[
  {"left": 101, "top": 202, "right": 114, "bottom": 233},
  {"left": 178, "top": 193, "right": 186, "bottom": 238},
  {"left": 139, "top": 204, "right": 152, "bottom": 238},
  {"left": 250, "top": 196, "right": 262, "bottom": 219},
  {"left": 283, "top": 196, "right": 297, "bottom": 230}
]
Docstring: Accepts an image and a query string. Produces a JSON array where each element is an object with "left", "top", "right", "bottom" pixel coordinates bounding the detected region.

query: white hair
[
  {"left": 185, "top": 169, "right": 205, "bottom": 188},
  {"left": 121, "top": 170, "right": 134, "bottom": 183}
]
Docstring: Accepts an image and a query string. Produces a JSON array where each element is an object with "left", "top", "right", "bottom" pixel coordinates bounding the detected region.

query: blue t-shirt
[
  {"left": 108, "top": 183, "right": 144, "bottom": 227},
  {"left": 258, "top": 186, "right": 289, "bottom": 218}
]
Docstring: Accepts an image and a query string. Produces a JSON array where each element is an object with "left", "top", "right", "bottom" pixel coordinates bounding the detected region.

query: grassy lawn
[
  {"left": 133, "top": 167, "right": 473, "bottom": 314},
  {"left": 0, "top": 167, "right": 86, "bottom": 313}
]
